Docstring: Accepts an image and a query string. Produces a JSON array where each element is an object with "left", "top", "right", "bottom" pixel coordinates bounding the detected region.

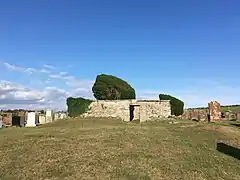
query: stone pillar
[
  {"left": 208, "top": 101, "right": 221, "bottom": 122},
  {"left": 26, "top": 112, "right": 37, "bottom": 127},
  {"left": 237, "top": 112, "right": 240, "bottom": 121},
  {"left": 39, "top": 115, "right": 46, "bottom": 124},
  {"left": 46, "top": 110, "right": 53, "bottom": 123}
]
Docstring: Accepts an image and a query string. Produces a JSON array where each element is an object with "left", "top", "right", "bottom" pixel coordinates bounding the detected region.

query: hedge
[
  {"left": 66, "top": 97, "right": 92, "bottom": 117},
  {"left": 159, "top": 94, "right": 184, "bottom": 116},
  {"left": 92, "top": 74, "right": 136, "bottom": 100}
]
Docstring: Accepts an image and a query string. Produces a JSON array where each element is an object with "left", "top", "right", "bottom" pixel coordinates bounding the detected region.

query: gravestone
[
  {"left": 208, "top": 101, "right": 221, "bottom": 122},
  {"left": 60, "top": 113, "right": 67, "bottom": 119},
  {"left": 54, "top": 113, "right": 60, "bottom": 120},
  {"left": 46, "top": 110, "right": 53, "bottom": 123},
  {"left": 26, "top": 112, "right": 37, "bottom": 127},
  {"left": 191, "top": 110, "right": 200, "bottom": 121},
  {"left": 39, "top": 114, "right": 46, "bottom": 124},
  {"left": 237, "top": 112, "right": 240, "bottom": 121}
]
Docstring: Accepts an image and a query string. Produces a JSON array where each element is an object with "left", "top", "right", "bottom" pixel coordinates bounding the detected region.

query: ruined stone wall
[
  {"left": 83, "top": 100, "right": 132, "bottom": 121},
  {"left": 83, "top": 100, "right": 171, "bottom": 122},
  {"left": 138, "top": 100, "right": 171, "bottom": 122}
]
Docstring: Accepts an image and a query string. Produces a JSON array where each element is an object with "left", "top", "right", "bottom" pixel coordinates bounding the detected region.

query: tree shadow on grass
[{"left": 217, "top": 143, "right": 240, "bottom": 160}]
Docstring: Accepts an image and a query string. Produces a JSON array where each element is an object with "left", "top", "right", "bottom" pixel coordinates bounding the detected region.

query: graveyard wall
[{"left": 82, "top": 100, "right": 171, "bottom": 121}]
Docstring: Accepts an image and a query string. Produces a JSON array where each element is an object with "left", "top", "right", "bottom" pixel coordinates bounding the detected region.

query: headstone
[
  {"left": 208, "top": 101, "right": 221, "bottom": 122},
  {"left": 54, "top": 113, "right": 60, "bottom": 120},
  {"left": 46, "top": 110, "right": 53, "bottom": 123},
  {"left": 237, "top": 112, "right": 240, "bottom": 121},
  {"left": 60, "top": 113, "right": 67, "bottom": 119},
  {"left": 39, "top": 114, "right": 46, "bottom": 124},
  {"left": 3, "top": 113, "right": 12, "bottom": 126},
  {"left": 26, "top": 112, "right": 37, "bottom": 127},
  {"left": 191, "top": 110, "right": 200, "bottom": 121}
]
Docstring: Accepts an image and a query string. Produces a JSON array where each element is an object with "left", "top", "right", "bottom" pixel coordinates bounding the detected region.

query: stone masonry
[
  {"left": 208, "top": 101, "right": 221, "bottom": 121},
  {"left": 82, "top": 100, "right": 171, "bottom": 122}
]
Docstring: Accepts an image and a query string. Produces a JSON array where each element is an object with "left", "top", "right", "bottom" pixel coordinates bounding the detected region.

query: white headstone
[
  {"left": 54, "top": 113, "right": 60, "bottom": 120},
  {"left": 60, "top": 113, "right": 64, "bottom": 119},
  {"left": 26, "top": 112, "right": 37, "bottom": 127},
  {"left": 39, "top": 115, "right": 46, "bottom": 124},
  {"left": 46, "top": 110, "right": 53, "bottom": 123}
]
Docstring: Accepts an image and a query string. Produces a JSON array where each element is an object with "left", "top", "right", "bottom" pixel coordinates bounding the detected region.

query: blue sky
[{"left": 0, "top": 0, "right": 240, "bottom": 110}]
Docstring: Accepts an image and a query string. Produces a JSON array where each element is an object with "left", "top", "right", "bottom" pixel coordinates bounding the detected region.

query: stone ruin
[
  {"left": 208, "top": 101, "right": 221, "bottom": 121},
  {"left": 82, "top": 99, "right": 171, "bottom": 122},
  {"left": 182, "top": 101, "right": 240, "bottom": 122}
]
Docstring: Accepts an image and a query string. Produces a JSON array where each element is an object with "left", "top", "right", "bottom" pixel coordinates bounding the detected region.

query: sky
[{"left": 0, "top": 0, "right": 240, "bottom": 110}]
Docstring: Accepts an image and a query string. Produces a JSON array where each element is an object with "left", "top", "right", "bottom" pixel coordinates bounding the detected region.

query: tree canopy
[
  {"left": 66, "top": 97, "right": 92, "bottom": 117},
  {"left": 92, "top": 74, "right": 136, "bottom": 100},
  {"left": 159, "top": 94, "right": 184, "bottom": 116}
]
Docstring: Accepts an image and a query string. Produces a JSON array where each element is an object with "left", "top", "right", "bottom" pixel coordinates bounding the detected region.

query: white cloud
[
  {"left": 43, "top": 64, "right": 55, "bottom": 70},
  {"left": 0, "top": 80, "right": 71, "bottom": 110},
  {"left": 3, "top": 62, "right": 37, "bottom": 74},
  {"left": 59, "top": 72, "right": 68, "bottom": 75},
  {"left": 40, "top": 69, "right": 51, "bottom": 74},
  {"left": 48, "top": 73, "right": 94, "bottom": 96},
  {"left": 0, "top": 61, "right": 94, "bottom": 110}
]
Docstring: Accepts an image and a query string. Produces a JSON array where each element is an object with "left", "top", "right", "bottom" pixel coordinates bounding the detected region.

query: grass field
[
  {"left": 221, "top": 106, "right": 240, "bottom": 113},
  {"left": 0, "top": 118, "right": 240, "bottom": 180}
]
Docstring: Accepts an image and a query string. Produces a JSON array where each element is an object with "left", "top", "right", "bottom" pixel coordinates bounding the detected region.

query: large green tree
[
  {"left": 66, "top": 97, "right": 92, "bottom": 117},
  {"left": 92, "top": 74, "right": 136, "bottom": 100},
  {"left": 159, "top": 94, "right": 184, "bottom": 116}
]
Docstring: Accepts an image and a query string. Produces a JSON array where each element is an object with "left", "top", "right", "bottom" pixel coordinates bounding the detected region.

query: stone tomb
[
  {"left": 83, "top": 100, "right": 171, "bottom": 122},
  {"left": 26, "top": 112, "right": 37, "bottom": 127}
]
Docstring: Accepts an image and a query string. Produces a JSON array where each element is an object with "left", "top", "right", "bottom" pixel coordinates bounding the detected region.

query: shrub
[
  {"left": 92, "top": 74, "right": 136, "bottom": 100},
  {"left": 66, "top": 97, "right": 92, "bottom": 117},
  {"left": 159, "top": 94, "right": 184, "bottom": 116}
]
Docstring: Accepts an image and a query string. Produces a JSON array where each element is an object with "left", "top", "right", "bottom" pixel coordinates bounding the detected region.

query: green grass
[
  {"left": 0, "top": 118, "right": 240, "bottom": 180},
  {"left": 221, "top": 106, "right": 240, "bottom": 113}
]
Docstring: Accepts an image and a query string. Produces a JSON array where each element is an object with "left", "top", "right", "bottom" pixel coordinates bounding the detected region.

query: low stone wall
[{"left": 82, "top": 100, "right": 171, "bottom": 122}]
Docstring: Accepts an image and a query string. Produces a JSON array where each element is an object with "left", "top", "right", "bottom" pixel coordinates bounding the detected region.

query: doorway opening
[{"left": 130, "top": 105, "right": 140, "bottom": 121}]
